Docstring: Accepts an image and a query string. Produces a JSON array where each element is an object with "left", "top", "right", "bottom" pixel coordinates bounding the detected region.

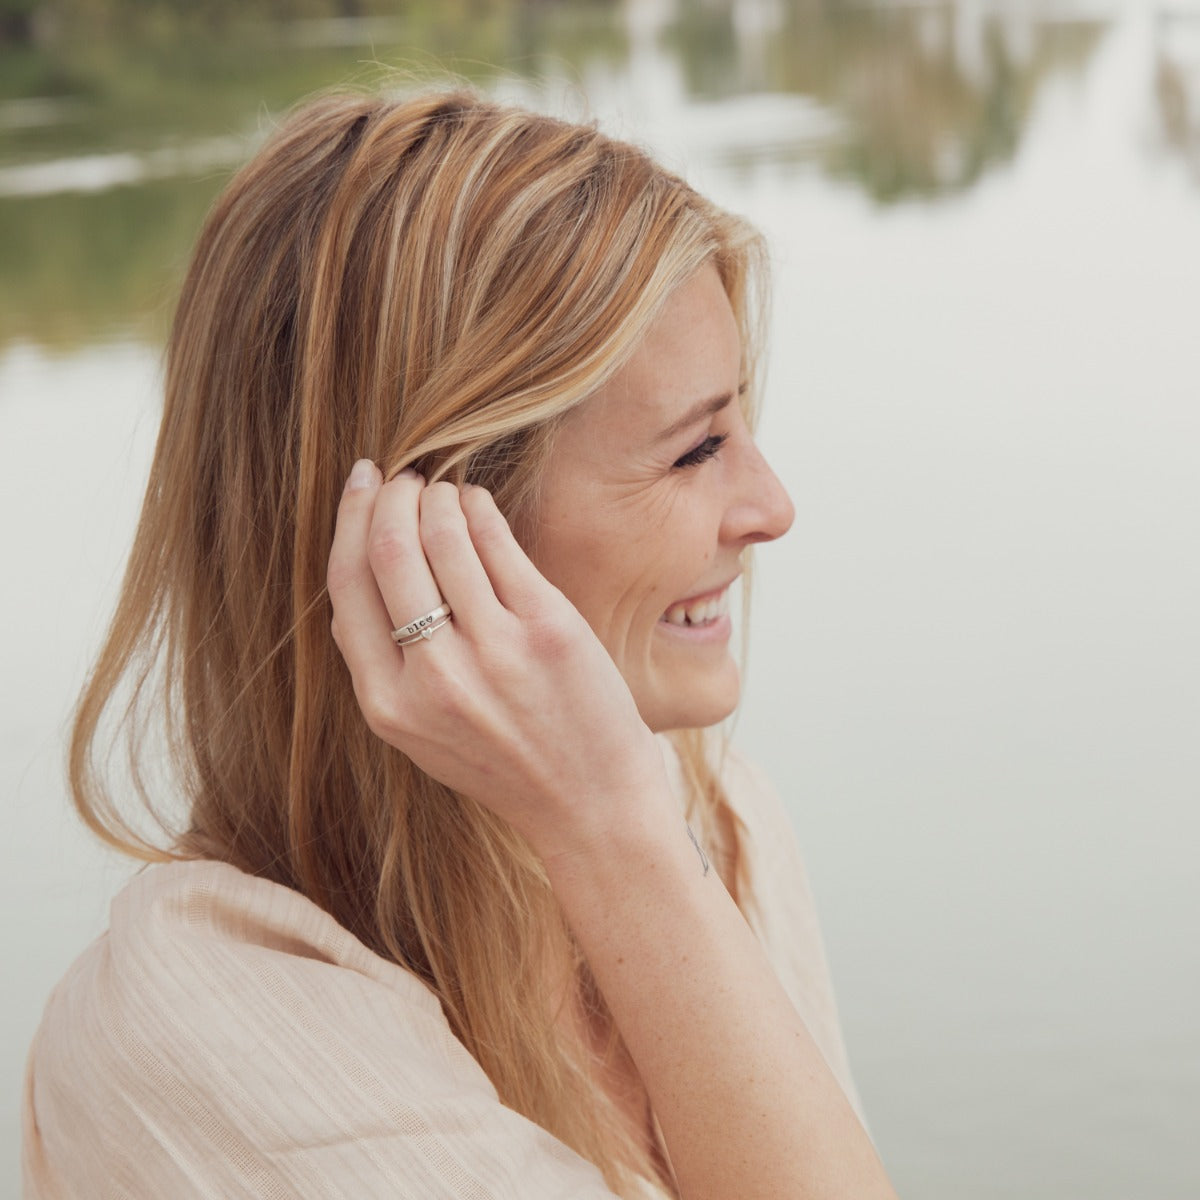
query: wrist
[{"left": 535, "top": 762, "right": 679, "bottom": 888}]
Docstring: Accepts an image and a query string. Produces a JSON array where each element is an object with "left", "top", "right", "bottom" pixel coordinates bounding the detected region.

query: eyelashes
[{"left": 672, "top": 433, "right": 727, "bottom": 470}]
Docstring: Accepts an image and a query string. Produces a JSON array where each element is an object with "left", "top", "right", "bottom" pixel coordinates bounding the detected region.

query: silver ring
[
  {"left": 393, "top": 615, "right": 451, "bottom": 647},
  {"left": 391, "top": 603, "right": 452, "bottom": 646}
]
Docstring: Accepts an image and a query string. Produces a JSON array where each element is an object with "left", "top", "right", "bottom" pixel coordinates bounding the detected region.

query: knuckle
[
  {"left": 419, "top": 489, "right": 466, "bottom": 546},
  {"left": 367, "top": 522, "right": 418, "bottom": 572},
  {"left": 419, "top": 514, "right": 459, "bottom": 556},
  {"left": 472, "top": 619, "right": 519, "bottom": 673},
  {"left": 526, "top": 611, "right": 574, "bottom": 661},
  {"left": 410, "top": 652, "right": 476, "bottom": 723},
  {"left": 325, "top": 552, "right": 358, "bottom": 595},
  {"left": 424, "top": 663, "right": 468, "bottom": 717},
  {"left": 466, "top": 506, "right": 507, "bottom": 551},
  {"left": 356, "top": 682, "right": 405, "bottom": 739}
]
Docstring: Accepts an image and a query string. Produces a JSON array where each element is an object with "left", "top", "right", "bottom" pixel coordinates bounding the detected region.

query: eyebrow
[{"left": 654, "top": 382, "right": 746, "bottom": 443}]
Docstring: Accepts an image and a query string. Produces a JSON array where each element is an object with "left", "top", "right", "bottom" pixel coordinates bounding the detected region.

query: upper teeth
[{"left": 663, "top": 590, "right": 729, "bottom": 626}]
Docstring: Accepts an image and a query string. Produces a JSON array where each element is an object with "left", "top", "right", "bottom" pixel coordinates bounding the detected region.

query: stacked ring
[{"left": 391, "top": 602, "right": 453, "bottom": 647}]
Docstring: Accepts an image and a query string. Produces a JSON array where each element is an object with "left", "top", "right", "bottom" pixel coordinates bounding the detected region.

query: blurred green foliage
[
  {"left": 1, "top": 0, "right": 1114, "bottom": 350},
  {"left": 0, "top": 173, "right": 222, "bottom": 345}
]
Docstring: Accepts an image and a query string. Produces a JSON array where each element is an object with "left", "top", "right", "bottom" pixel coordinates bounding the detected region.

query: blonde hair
[{"left": 70, "top": 88, "right": 767, "bottom": 1196}]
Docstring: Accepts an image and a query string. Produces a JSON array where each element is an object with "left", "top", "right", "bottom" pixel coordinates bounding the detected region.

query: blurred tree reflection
[
  {"left": 1154, "top": 11, "right": 1200, "bottom": 183},
  {"left": 670, "top": 0, "right": 1105, "bottom": 201},
  {"left": 0, "top": 0, "right": 1149, "bottom": 350},
  {"left": 0, "top": 175, "right": 222, "bottom": 347}
]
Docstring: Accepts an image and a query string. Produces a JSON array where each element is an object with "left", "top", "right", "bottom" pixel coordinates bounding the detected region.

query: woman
[{"left": 23, "top": 90, "right": 896, "bottom": 1199}]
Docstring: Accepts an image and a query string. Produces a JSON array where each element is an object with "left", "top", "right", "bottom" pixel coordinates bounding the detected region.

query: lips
[{"left": 660, "top": 578, "right": 737, "bottom": 627}]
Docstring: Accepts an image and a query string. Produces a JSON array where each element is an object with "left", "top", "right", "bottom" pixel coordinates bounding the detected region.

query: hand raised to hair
[{"left": 326, "top": 461, "right": 672, "bottom": 865}]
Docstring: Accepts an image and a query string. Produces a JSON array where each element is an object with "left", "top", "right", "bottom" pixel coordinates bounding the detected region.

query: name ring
[{"left": 391, "top": 602, "right": 453, "bottom": 646}]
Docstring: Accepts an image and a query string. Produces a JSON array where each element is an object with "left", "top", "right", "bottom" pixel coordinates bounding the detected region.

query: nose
[{"left": 720, "top": 431, "right": 795, "bottom": 547}]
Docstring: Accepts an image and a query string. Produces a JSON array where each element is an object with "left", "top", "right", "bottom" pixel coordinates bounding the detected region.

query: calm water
[{"left": 3, "top": 2, "right": 1199, "bottom": 1196}]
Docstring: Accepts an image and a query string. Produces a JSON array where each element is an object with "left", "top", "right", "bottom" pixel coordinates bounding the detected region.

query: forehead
[{"left": 559, "top": 265, "right": 741, "bottom": 452}]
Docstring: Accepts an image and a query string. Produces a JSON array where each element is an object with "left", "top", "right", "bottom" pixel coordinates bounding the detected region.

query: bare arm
[
  {"left": 545, "top": 816, "right": 894, "bottom": 1200},
  {"left": 327, "top": 462, "right": 897, "bottom": 1200}
]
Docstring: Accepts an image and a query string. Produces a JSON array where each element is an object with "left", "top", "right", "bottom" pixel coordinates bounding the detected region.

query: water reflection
[
  {"left": 1154, "top": 5, "right": 1200, "bottom": 180},
  {"left": 0, "top": 0, "right": 1191, "bottom": 350},
  {"left": 666, "top": 0, "right": 1108, "bottom": 194}
]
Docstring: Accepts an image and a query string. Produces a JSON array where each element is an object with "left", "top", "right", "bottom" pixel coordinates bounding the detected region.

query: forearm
[{"left": 545, "top": 802, "right": 897, "bottom": 1200}]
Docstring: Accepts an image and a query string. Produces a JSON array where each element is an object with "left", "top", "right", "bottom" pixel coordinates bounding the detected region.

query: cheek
[
  {"left": 607, "top": 532, "right": 714, "bottom": 652},
  {"left": 583, "top": 532, "right": 669, "bottom": 638},
  {"left": 531, "top": 517, "right": 622, "bottom": 626},
  {"left": 533, "top": 480, "right": 704, "bottom": 650},
  {"left": 536, "top": 522, "right": 671, "bottom": 647}
]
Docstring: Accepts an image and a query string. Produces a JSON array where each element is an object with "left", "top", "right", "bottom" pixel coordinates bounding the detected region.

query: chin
[{"left": 639, "top": 666, "right": 742, "bottom": 733}]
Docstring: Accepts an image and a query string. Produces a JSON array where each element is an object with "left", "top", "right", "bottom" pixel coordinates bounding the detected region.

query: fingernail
[
  {"left": 346, "top": 459, "right": 378, "bottom": 491},
  {"left": 397, "top": 467, "right": 418, "bottom": 479}
]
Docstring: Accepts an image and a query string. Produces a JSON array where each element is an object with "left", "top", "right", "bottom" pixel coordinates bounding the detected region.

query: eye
[{"left": 672, "top": 433, "right": 727, "bottom": 470}]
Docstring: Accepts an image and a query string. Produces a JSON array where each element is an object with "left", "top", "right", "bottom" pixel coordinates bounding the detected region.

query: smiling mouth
[{"left": 660, "top": 586, "right": 731, "bottom": 628}]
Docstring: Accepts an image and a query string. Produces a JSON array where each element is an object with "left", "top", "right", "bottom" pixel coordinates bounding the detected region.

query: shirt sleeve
[{"left": 23, "top": 860, "right": 620, "bottom": 1200}]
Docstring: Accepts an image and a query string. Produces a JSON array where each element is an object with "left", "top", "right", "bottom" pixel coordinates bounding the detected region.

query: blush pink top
[{"left": 23, "top": 746, "right": 861, "bottom": 1198}]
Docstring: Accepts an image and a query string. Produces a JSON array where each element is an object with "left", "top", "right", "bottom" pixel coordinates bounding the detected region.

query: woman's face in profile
[{"left": 532, "top": 265, "right": 795, "bottom": 732}]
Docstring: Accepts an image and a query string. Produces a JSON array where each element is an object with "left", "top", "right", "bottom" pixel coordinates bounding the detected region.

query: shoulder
[
  {"left": 42, "top": 858, "right": 461, "bottom": 1099},
  {"left": 110, "top": 857, "right": 451, "bottom": 1032},
  {"left": 24, "top": 860, "right": 617, "bottom": 1199},
  {"left": 110, "top": 857, "right": 446, "bottom": 1015}
]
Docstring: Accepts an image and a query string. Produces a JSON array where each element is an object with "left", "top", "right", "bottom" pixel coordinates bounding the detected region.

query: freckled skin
[{"left": 533, "top": 266, "right": 795, "bottom": 732}]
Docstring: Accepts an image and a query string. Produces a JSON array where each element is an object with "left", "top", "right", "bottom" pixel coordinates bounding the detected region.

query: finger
[
  {"left": 368, "top": 470, "right": 447, "bottom": 642},
  {"left": 418, "top": 482, "right": 500, "bottom": 630},
  {"left": 327, "top": 459, "right": 404, "bottom": 691},
  {"left": 460, "top": 485, "right": 554, "bottom": 617}
]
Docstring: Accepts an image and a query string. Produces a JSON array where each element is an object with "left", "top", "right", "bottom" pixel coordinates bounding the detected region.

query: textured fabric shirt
[{"left": 23, "top": 745, "right": 860, "bottom": 1199}]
